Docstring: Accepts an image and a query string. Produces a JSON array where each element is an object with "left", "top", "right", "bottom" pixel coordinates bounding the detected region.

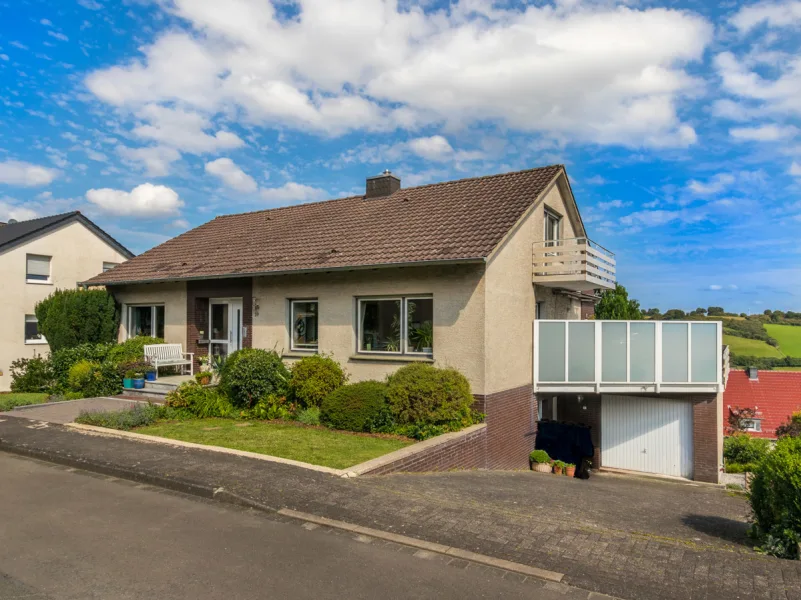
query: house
[
  {"left": 723, "top": 368, "right": 801, "bottom": 438},
  {"left": 0, "top": 212, "right": 133, "bottom": 391},
  {"left": 82, "top": 165, "right": 725, "bottom": 482}
]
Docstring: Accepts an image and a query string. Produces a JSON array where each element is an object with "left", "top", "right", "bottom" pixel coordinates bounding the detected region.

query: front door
[{"left": 209, "top": 298, "right": 244, "bottom": 360}]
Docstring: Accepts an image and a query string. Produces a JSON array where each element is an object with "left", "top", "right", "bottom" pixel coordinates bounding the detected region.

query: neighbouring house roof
[
  {"left": 723, "top": 370, "right": 801, "bottom": 438},
  {"left": 0, "top": 211, "right": 134, "bottom": 258},
  {"left": 83, "top": 164, "right": 570, "bottom": 286}
]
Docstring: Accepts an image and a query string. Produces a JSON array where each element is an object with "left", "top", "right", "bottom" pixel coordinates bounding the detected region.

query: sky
[{"left": 1, "top": 0, "right": 800, "bottom": 313}]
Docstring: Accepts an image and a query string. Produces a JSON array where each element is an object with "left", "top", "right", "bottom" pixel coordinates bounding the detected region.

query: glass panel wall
[
  {"left": 601, "top": 322, "right": 627, "bottom": 381},
  {"left": 568, "top": 322, "right": 595, "bottom": 381},
  {"left": 538, "top": 322, "right": 566, "bottom": 381},
  {"left": 662, "top": 323, "right": 689, "bottom": 382},
  {"left": 691, "top": 323, "right": 718, "bottom": 382},
  {"left": 629, "top": 322, "right": 656, "bottom": 382}
]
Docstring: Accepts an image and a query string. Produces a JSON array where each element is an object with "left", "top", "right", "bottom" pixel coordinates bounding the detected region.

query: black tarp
[{"left": 535, "top": 420, "right": 594, "bottom": 478}]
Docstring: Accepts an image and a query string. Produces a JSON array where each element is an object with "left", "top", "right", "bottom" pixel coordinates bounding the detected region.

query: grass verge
[
  {"left": 0, "top": 393, "right": 51, "bottom": 412},
  {"left": 135, "top": 418, "right": 414, "bottom": 469}
]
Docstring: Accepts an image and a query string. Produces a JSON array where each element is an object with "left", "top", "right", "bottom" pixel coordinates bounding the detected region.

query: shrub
[
  {"left": 68, "top": 360, "right": 98, "bottom": 392},
  {"left": 296, "top": 406, "right": 321, "bottom": 426},
  {"left": 776, "top": 411, "right": 801, "bottom": 439},
  {"left": 106, "top": 336, "right": 164, "bottom": 366},
  {"left": 385, "top": 363, "right": 473, "bottom": 426},
  {"left": 725, "top": 462, "right": 758, "bottom": 474},
  {"left": 35, "top": 289, "right": 119, "bottom": 352},
  {"left": 75, "top": 403, "right": 163, "bottom": 430},
  {"left": 219, "top": 348, "right": 289, "bottom": 408},
  {"left": 321, "top": 381, "right": 388, "bottom": 431},
  {"left": 749, "top": 436, "right": 801, "bottom": 559},
  {"left": 248, "top": 394, "right": 294, "bottom": 420},
  {"left": 165, "top": 382, "right": 234, "bottom": 418},
  {"left": 65, "top": 360, "right": 122, "bottom": 398},
  {"left": 530, "top": 450, "right": 551, "bottom": 464},
  {"left": 9, "top": 356, "right": 55, "bottom": 393},
  {"left": 724, "top": 435, "right": 770, "bottom": 465},
  {"left": 50, "top": 342, "right": 114, "bottom": 392},
  {"left": 288, "top": 354, "right": 348, "bottom": 408}
]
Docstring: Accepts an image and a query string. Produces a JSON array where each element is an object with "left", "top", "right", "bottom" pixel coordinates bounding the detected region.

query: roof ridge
[{"left": 4, "top": 210, "right": 79, "bottom": 225}]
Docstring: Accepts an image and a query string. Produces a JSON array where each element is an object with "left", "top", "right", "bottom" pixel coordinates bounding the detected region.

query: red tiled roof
[
  {"left": 83, "top": 165, "right": 566, "bottom": 285},
  {"left": 723, "top": 370, "right": 801, "bottom": 438}
]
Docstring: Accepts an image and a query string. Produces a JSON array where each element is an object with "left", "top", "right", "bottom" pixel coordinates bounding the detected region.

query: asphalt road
[{"left": 0, "top": 453, "right": 579, "bottom": 600}]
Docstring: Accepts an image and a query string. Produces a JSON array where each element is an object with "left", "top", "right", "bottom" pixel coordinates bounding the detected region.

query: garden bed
[
  {"left": 0, "top": 393, "right": 55, "bottom": 412},
  {"left": 133, "top": 418, "right": 414, "bottom": 469}
]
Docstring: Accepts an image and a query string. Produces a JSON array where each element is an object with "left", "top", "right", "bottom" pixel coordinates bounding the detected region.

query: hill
[{"left": 764, "top": 324, "right": 801, "bottom": 357}]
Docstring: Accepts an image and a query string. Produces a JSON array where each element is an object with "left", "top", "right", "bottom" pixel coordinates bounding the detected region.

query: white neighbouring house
[{"left": 0, "top": 212, "right": 134, "bottom": 392}]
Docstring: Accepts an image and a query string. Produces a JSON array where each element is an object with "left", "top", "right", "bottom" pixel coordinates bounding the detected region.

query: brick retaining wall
[{"left": 477, "top": 384, "right": 538, "bottom": 470}]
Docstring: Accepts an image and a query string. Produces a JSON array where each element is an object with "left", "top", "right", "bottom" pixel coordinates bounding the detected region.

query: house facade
[
  {"left": 84, "top": 166, "right": 725, "bottom": 481},
  {"left": 0, "top": 212, "right": 133, "bottom": 392}
]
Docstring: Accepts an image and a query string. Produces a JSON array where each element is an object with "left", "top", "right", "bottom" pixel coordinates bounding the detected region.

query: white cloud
[
  {"left": 789, "top": 161, "right": 801, "bottom": 176},
  {"left": 0, "top": 160, "right": 59, "bottom": 187},
  {"left": 730, "top": 1, "right": 801, "bottom": 31},
  {"left": 40, "top": 19, "right": 53, "bottom": 26},
  {"left": 205, "top": 158, "right": 258, "bottom": 193},
  {"left": 620, "top": 208, "right": 706, "bottom": 228},
  {"left": 132, "top": 104, "right": 245, "bottom": 154},
  {"left": 0, "top": 199, "right": 39, "bottom": 222},
  {"left": 708, "top": 284, "right": 723, "bottom": 291},
  {"left": 730, "top": 124, "right": 797, "bottom": 141},
  {"left": 83, "top": 1, "right": 713, "bottom": 148},
  {"left": 408, "top": 136, "right": 454, "bottom": 161},
  {"left": 687, "top": 173, "right": 736, "bottom": 195},
  {"left": 78, "top": 0, "right": 103, "bottom": 9},
  {"left": 260, "top": 182, "right": 328, "bottom": 204},
  {"left": 86, "top": 183, "right": 183, "bottom": 217},
  {"left": 47, "top": 31, "right": 69, "bottom": 42},
  {"left": 597, "top": 199, "right": 631, "bottom": 210},
  {"left": 117, "top": 145, "right": 181, "bottom": 177},
  {"left": 172, "top": 218, "right": 190, "bottom": 229}
]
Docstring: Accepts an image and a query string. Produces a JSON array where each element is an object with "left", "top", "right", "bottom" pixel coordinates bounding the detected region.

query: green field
[
  {"left": 764, "top": 324, "right": 801, "bottom": 357},
  {"left": 723, "top": 334, "right": 783, "bottom": 358}
]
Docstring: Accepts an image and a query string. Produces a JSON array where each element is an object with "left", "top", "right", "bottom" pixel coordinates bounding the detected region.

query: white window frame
[
  {"left": 127, "top": 304, "right": 165, "bottom": 339},
  {"left": 544, "top": 209, "right": 561, "bottom": 247},
  {"left": 102, "top": 261, "right": 120, "bottom": 272},
  {"left": 24, "top": 314, "right": 47, "bottom": 345},
  {"left": 741, "top": 418, "right": 762, "bottom": 433},
  {"left": 26, "top": 254, "right": 52, "bottom": 284},
  {"left": 357, "top": 296, "right": 433, "bottom": 357},
  {"left": 290, "top": 299, "right": 319, "bottom": 352}
]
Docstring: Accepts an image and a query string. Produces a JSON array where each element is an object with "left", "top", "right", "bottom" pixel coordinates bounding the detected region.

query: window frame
[
  {"left": 741, "top": 418, "right": 762, "bottom": 433},
  {"left": 24, "top": 314, "right": 47, "bottom": 345},
  {"left": 26, "top": 253, "right": 52, "bottom": 284},
  {"left": 356, "top": 295, "right": 433, "bottom": 357},
  {"left": 544, "top": 208, "right": 561, "bottom": 246},
  {"left": 126, "top": 304, "right": 165, "bottom": 339},
  {"left": 102, "top": 261, "right": 120, "bottom": 272},
  {"left": 289, "top": 299, "right": 319, "bottom": 352}
]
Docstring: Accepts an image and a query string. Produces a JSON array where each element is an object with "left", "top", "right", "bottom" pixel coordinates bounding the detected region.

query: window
[
  {"left": 536, "top": 301, "right": 546, "bottom": 320},
  {"left": 358, "top": 297, "right": 433, "bottom": 355},
  {"left": 544, "top": 209, "right": 561, "bottom": 247},
  {"left": 741, "top": 419, "right": 762, "bottom": 432},
  {"left": 103, "top": 262, "right": 120, "bottom": 272},
  {"left": 26, "top": 254, "right": 51, "bottom": 283},
  {"left": 24, "top": 315, "right": 46, "bottom": 344},
  {"left": 128, "top": 305, "right": 165, "bottom": 338},
  {"left": 291, "top": 300, "right": 318, "bottom": 351}
]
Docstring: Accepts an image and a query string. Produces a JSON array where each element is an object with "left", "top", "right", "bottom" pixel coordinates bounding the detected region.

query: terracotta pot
[
  {"left": 198, "top": 375, "right": 211, "bottom": 386},
  {"left": 565, "top": 466, "right": 576, "bottom": 477},
  {"left": 553, "top": 465, "right": 563, "bottom": 475},
  {"left": 533, "top": 462, "right": 551, "bottom": 473}
]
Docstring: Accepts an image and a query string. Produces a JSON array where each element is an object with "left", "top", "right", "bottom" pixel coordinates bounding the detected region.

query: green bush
[
  {"left": 321, "top": 381, "right": 388, "bottom": 432},
  {"left": 248, "top": 394, "right": 293, "bottom": 420},
  {"left": 50, "top": 343, "right": 114, "bottom": 392},
  {"left": 530, "top": 450, "right": 551, "bottom": 464},
  {"left": 68, "top": 360, "right": 98, "bottom": 392},
  {"left": 64, "top": 360, "right": 122, "bottom": 398},
  {"left": 749, "top": 436, "right": 801, "bottom": 559},
  {"left": 776, "top": 411, "right": 801, "bottom": 439},
  {"left": 385, "top": 363, "right": 473, "bottom": 426},
  {"left": 219, "top": 348, "right": 289, "bottom": 408},
  {"left": 106, "top": 336, "right": 164, "bottom": 366},
  {"left": 165, "top": 382, "right": 234, "bottom": 418},
  {"left": 35, "top": 289, "right": 119, "bottom": 352},
  {"left": 296, "top": 406, "right": 321, "bottom": 426},
  {"left": 724, "top": 435, "right": 770, "bottom": 465},
  {"left": 75, "top": 403, "right": 163, "bottom": 430},
  {"left": 725, "top": 462, "right": 758, "bottom": 474},
  {"left": 288, "top": 354, "right": 348, "bottom": 408},
  {"left": 9, "top": 356, "right": 55, "bottom": 393}
]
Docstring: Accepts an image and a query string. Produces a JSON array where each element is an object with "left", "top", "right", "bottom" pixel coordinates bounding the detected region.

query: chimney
[
  {"left": 747, "top": 367, "right": 758, "bottom": 381},
  {"left": 366, "top": 169, "right": 401, "bottom": 198}
]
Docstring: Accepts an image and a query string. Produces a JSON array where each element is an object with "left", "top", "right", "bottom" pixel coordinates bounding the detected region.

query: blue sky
[{"left": 1, "top": 0, "right": 800, "bottom": 313}]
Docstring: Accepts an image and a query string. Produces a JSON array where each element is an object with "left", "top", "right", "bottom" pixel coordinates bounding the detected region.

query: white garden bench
[{"left": 143, "top": 344, "right": 194, "bottom": 378}]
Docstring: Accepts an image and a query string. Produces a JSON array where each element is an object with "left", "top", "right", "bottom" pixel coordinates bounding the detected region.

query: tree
[
  {"left": 643, "top": 307, "right": 661, "bottom": 318},
  {"left": 35, "top": 289, "right": 119, "bottom": 352},
  {"left": 594, "top": 284, "right": 642, "bottom": 320},
  {"left": 707, "top": 306, "right": 725, "bottom": 316},
  {"left": 763, "top": 309, "right": 773, "bottom": 317},
  {"left": 662, "top": 309, "right": 686, "bottom": 320},
  {"left": 692, "top": 307, "right": 707, "bottom": 316}
]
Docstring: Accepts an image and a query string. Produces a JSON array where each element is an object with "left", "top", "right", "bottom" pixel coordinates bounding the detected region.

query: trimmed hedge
[
  {"left": 321, "top": 381, "right": 388, "bottom": 432},
  {"left": 219, "top": 348, "right": 289, "bottom": 408},
  {"left": 724, "top": 434, "right": 770, "bottom": 465},
  {"left": 386, "top": 363, "right": 473, "bottom": 426},
  {"left": 289, "top": 354, "right": 347, "bottom": 408},
  {"left": 35, "top": 289, "right": 119, "bottom": 351}
]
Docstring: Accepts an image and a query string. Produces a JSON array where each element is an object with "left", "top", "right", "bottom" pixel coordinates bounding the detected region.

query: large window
[
  {"left": 358, "top": 297, "right": 433, "bottom": 355},
  {"left": 26, "top": 254, "right": 51, "bottom": 283},
  {"left": 24, "top": 315, "right": 46, "bottom": 344},
  {"left": 291, "top": 300, "right": 318, "bottom": 351},
  {"left": 128, "top": 305, "right": 165, "bottom": 339}
]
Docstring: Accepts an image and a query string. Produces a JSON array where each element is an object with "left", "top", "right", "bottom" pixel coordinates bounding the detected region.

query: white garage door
[{"left": 601, "top": 395, "right": 694, "bottom": 479}]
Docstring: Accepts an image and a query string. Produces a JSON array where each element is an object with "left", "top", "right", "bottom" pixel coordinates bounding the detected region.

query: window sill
[
  {"left": 26, "top": 280, "right": 53, "bottom": 285},
  {"left": 25, "top": 340, "right": 49, "bottom": 345},
  {"left": 349, "top": 353, "right": 434, "bottom": 363},
  {"left": 283, "top": 351, "right": 318, "bottom": 359}
]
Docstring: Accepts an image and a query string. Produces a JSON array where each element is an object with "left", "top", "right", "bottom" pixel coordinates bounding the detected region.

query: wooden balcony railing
[{"left": 532, "top": 237, "right": 616, "bottom": 291}]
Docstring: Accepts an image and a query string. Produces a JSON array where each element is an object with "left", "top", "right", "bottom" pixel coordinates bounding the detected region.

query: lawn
[
  {"left": 0, "top": 393, "right": 50, "bottom": 412},
  {"left": 764, "top": 324, "right": 801, "bottom": 357},
  {"left": 723, "top": 334, "right": 783, "bottom": 358},
  {"left": 135, "top": 419, "right": 414, "bottom": 469}
]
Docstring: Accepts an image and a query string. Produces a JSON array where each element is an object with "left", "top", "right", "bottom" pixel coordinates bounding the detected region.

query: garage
[{"left": 601, "top": 395, "right": 694, "bottom": 479}]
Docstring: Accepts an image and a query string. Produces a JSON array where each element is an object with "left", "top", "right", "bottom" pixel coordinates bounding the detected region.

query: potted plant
[
  {"left": 132, "top": 372, "right": 145, "bottom": 389},
  {"left": 123, "top": 370, "right": 136, "bottom": 389},
  {"left": 529, "top": 450, "right": 552, "bottom": 473},
  {"left": 565, "top": 463, "right": 576, "bottom": 477},
  {"left": 411, "top": 321, "right": 434, "bottom": 354},
  {"left": 144, "top": 366, "right": 157, "bottom": 382},
  {"left": 195, "top": 371, "right": 212, "bottom": 386},
  {"left": 553, "top": 460, "right": 565, "bottom": 475},
  {"left": 199, "top": 355, "right": 210, "bottom": 372}
]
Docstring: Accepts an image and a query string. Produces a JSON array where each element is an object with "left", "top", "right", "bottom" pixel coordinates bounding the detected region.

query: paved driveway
[{"left": 0, "top": 397, "right": 144, "bottom": 424}]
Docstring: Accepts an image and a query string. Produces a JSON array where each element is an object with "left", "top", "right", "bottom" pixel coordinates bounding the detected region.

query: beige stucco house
[{"left": 0, "top": 212, "right": 133, "bottom": 391}]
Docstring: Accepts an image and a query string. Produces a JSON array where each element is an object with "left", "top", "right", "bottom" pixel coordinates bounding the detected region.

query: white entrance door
[
  {"left": 601, "top": 395, "right": 694, "bottom": 479},
  {"left": 209, "top": 298, "right": 244, "bottom": 360}
]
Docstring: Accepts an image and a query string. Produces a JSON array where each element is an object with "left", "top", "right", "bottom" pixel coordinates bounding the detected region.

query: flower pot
[
  {"left": 553, "top": 465, "right": 563, "bottom": 475},
  {"left": 123, "top": 377, "right": 133, "bottom": 389},
  {"left": 566, "top": 466, "right": 576, "bottom": 477},
  {"left": 145, "top": 371, "right": 157, "bottom": 382},
  {"left": 197, "top": 375, "right": 211, "bottom": 386},
  {"left": 533, "top": 462, "right": 551, "bottom": 473},
  {"left": 132, "top": 378, "right": 145, "bottom": 390}
]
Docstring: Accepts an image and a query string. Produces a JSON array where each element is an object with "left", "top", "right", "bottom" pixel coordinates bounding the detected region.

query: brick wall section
[
  {"left": 361, "top": 426, "right": 487, "bottom": 475},
  {"left": 691, "top": 393, "right": 722, "bottom": 484},
  {"left": 476, "top": 385, "right": 538, "bottom": 469},
  {"left": 186, "top": 278, "right": 253, "bottom": 370},
  {"left": 581, "top": 300, "right": 595, "bottom": 320}
]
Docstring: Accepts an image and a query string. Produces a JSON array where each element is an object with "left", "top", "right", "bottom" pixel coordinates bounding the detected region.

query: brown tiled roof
[{"left": 84, "top": 165, "right": 565, "bottom": 285}]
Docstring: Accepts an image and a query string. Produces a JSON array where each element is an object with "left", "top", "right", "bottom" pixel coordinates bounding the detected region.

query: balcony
[
  {"left": 534, "top": 320, "right": 726, "bottom": 394},
  {"left": 532, "top": 238, "right": 616, "bottom": 292}
]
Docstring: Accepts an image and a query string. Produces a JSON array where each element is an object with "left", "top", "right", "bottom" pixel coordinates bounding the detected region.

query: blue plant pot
[
  {"left": 132, "top": 378, "right": 145, "bottom": 390},
  {"left": 123, "top": 378, "right": 133, "bottom": 389},
  {"left": 145, "top": 371, "right": 157, "bottom": 382}
]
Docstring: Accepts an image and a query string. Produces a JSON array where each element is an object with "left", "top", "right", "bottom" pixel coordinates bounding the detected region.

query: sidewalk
[{"left": 1, "top": 414, "right": 799, "bottom": 600}]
